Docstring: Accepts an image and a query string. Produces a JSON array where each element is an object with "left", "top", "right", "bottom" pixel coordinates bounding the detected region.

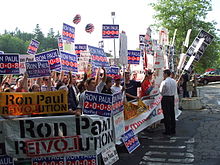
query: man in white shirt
[{"left": 159, "top": 69, "right": 177, "bottom": 135}]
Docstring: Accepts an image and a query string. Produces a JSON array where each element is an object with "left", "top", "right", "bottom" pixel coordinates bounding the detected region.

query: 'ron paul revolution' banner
[
  {"left": 0, "top": 91, "right": 68, "bottom": 116},
  {"left": 2, "top": 115, "right": 113, "bottom": 158}
]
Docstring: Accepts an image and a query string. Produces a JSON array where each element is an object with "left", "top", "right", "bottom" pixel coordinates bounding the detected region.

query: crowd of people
[{"left": 0, "top": 67, "right": 198, "bottom": 135}]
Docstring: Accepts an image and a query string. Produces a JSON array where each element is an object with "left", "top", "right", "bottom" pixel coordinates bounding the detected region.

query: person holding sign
[
  {"left": 160, "top": 69, "right": 177, "bottom": 135},
  {"left": 68, "top": 72, "right": 79, "bottom": 112},
  {"left": 122, "top": 71, "right": 141, "bottom": 101},
  {"left": 140, "top": 70, "right": 154, "bottom": 98},
  {"left": 77, "top": 67, "right": 107, "bottom": 115},
  {"left": 111, "top": 75, "right": 122, "bottom": 93}
]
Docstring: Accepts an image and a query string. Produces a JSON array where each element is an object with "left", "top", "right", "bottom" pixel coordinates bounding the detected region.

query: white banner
[
  {"left": 3, "top": 116, "right": 113, "bottom": 158},
  {"left": 125, "top": 95, "right": 163, "bottom": 134}
]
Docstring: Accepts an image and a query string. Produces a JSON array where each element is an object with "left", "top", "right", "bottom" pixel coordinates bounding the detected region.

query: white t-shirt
[{"left": 111, "top": 85, "right": 122, "bottom": 93}]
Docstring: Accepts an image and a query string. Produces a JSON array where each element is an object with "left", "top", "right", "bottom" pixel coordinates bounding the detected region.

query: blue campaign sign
[
  {"left": 84, "top": 91, "right": 113, "bottom": 117},
  {"left": 105, "top": 66, "right": 119, "bottom": 77},
  {"left": 121, "top": 129, "right": 140, "bottom": 153},
  {"left": 0, "top": 54, "right": 20, "bottom": 75},
  {"left": 32, "top": 156, "right": 65, "bottom": 165},
  {"left": 88, "top": 45, "right": 109, "bottom": 67},
  {"left": 75, "top": 44, "right": 87, "bottom": 57},
  {"left": 26, "top": 61, "right": 51, "bottom": 78},
  {"left": 63, "top": 23, "right": 75, "bottom": 43},
  {"left": 27, "top": 39, "right": 40, "bottom": 55},
  {"left": 35, "top": 49, "right": 61, "bottom": 71},
  {"left": 60, "top": 51, "right": 78, "bottom": 73},
  {"left": 66, "top": 155, "right": 97, "bottom": 165},
  {"left": 0, "top": 155, "right": 14, "bottom": 165},
  {"left": 128, "top": 50, "right": 141, "bottom": 64},
  {"left": 102, "top": 24, "right": 119, "bottom": 39},
  {"left": 112, "top": 92, "right": 124, "bottom": 115},
  {"left": 58, "top": 37, "right": 63, "bottom": 51}
]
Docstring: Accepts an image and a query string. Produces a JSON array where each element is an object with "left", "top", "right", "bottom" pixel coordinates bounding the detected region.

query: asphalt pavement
[{"left": 115, "top": 82, "right": 220, "bottom": 165}]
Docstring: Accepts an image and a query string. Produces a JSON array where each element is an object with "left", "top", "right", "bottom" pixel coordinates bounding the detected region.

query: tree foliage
[
  {"left": 149, "top": 0, "right": 220, "bottom": 73},
  {"left": 0, "top": 24, "right": 60, "bottom": 54}
]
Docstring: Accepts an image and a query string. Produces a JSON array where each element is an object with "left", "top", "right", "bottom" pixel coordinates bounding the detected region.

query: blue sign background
[
  {"left": 63, "top": 23, "right": 75, "bottom": 43},
  {"left": 35, "top": 49, "right": 61, "bottom": 71},
  {"left": 60, "top": 51, "right": 78, "bottom": 73},
  {"left": 0, "top": 54, "right": 20, "bottom": 75},
  {"left": 83, "top": 91, "right": 112, "bottom": 117},
  {"left": 88, "top": 46, "right": 109, "bottom": 67},
  {"left": 128, "top": 50, "right": 141, "bottom": 64},
  {"left": 27, "top": 39, "right": 40, "bottom": 55},
  {"left": 102, "top": 24, "right": 119, "bottom": 39},
  {"left": 121, "top": 129, "right": 140, "bottom": 153},
  {"left": 26, "top": 61, "right": 50, "bottom": 78},
  {"left": 75, "top": 44, "right": 87, "bottom": 57}
]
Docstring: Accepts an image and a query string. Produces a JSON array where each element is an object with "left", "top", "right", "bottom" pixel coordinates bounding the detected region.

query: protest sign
[
  {"left": 62, "top": 23, "right": 75, "bottom": 43},
  {"left": 166, "top": 45, "right": 175, "bottom": 71},
  {"left": 159, "top": 27, "right": 169, "bottom": 45},
  {"left": 105, "top": 67, "right": 119, "bottom": 78},
  {"left": 119, "top": 32, "right": 128, "bottom": 66},
  {"left": 26, "top": 61, "right": 50, "bottom": 78},
  {"left": 186, "top": 30, "right": 214, "bottom": 57},
  {"left": 128, "top": 50, "right": 141, "bottom": 64},
  {"left": 57, "top": 37, "right": 63, "bottom": 51},
  {"left": 0, "top": 155, "right": 14, "bottom": 165},
  {"left": 0, "top": 90, "right": 68, "bottom": 116},
  {"left": 112, "top": 92, "right": 124, "bottom": 115},
  {"left": 102, "top": 24, "right": 119, "bottom": 39},
  {"left": 102, "top": 145, "right": 119, "bottom": 165},
  {"left": 19, "top": 54, "right": 35, "bottom": 74},
  {"left": 113, "top": 111, "right": 125, "bottom": 143},
  {"left": 121, "top": 129, "right": 140, "bottom": 153},
  {"left": 139, "top": 35, "right": 145, "bottom": 43},
  {"left": 88, "top": 46, "right": 109, "bottom": 67},
  {"left": 32, "top": 156, "right": 65, "bottom": 165},
  {"left": 83, "top": 92, "right": 113, "bottom": 117},
  {"left": 78, "top": 51, "right": 91, "bottom": 72},
  {"left": 35, "top": 49, "right": 61, "bottom": 71},
  {"left": 60, "top": 51, "right": 78, "bottom": 73},
  {"left": 33, "top": 156, "right": 97, "bottom": 165},
  {"left": 27, "top": 39, "right": 40, "bottom": 55},
  {"left": 154, "top": 48, "right": 164, "bottom": 69},
  {"left": 75, "top": 44, "right": 87, "bottom": 57},
  {"left": 3, "top": 115, "right": 113, "bottom": 158},
  {"left": 0, "top": 54, "right": 20, "bottom": 75}
]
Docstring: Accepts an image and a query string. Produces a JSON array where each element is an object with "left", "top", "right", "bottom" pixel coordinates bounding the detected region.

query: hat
[{"left": 114, "top": 75, "right": 121, "bottom": 80}]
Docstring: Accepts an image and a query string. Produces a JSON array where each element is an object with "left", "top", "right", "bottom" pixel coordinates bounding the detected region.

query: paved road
[{"left": 115, "top": 82, "right": 220, "bottom": 165}]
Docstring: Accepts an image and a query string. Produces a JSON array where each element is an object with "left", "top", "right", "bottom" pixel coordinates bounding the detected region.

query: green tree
[
  {"left": 0, "top": 34, "right": 27, "bottom": 54},
  {"left": 149, "top": 0, "right": 220, "bottom": 73}
]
